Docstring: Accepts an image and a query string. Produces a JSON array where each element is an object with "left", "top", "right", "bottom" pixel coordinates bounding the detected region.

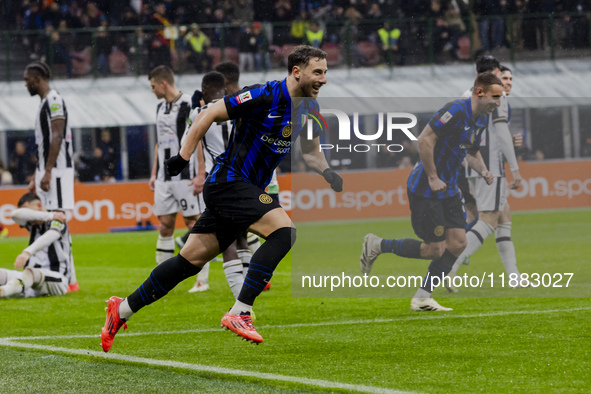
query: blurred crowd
[
  {"left": 1, "top": 0, "right": 589, "bottom": 78},
  {"left": 0, "top": 129, "right": 119, "bottom": 187}
]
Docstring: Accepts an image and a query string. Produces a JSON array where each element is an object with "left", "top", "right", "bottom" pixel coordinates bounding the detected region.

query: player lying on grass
[
  {"left": 0, "top": 193, "right": 72, "bottom": 298},
  {"left": 360, "top": 73, "right": 504, "bottom": 311},
  {"left": 101, "top": 45, "right": 343, "bottom": 350}
]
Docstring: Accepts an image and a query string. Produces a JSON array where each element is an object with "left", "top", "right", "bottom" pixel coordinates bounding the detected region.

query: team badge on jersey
[
  {"left": 259, "top": 194, "right": 273, "bottom": 204},
  {"left": 434, "top": 225, "right": 444, "bottom": 237},
  {"left": 440, "top": 111, "right": 452, "bottom": 124},
  {"left": 237, "top": 91, "right": 252, "bottom": 104},
  {"left": 282, "top": 125, "right": 292, "bottom": 138},
  {"left": 51, "top": 103, "right": 61, "bottom": 112}
]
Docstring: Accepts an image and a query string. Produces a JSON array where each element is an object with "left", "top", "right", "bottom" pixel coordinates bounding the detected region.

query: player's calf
[
  {"left": 223, "top": 227, "right": 295, "bottom": 341},
  {"left": 234, "top": 227, "right": 295, "bottom": 310}
]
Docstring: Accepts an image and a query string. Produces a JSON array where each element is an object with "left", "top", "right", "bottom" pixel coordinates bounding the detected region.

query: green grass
[{"left": 0, "top": 210, "right": 590, "bottom": 393}]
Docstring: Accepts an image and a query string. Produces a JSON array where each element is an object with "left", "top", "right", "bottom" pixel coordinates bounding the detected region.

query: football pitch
[{"left": 1, "top": 209, "right": 590, "bottom": 393}]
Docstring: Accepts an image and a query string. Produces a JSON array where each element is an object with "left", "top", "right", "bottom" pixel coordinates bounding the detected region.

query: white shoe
[
  {"left": 410, "top": 297, "right": 453, "bottom": 311},
  {"left": 188, "top": 281, "right": 209, "bottom": 293},
  {"left": 0, "top": 278, "right": 25, "bottom": 298},
  {"left": 360, "top": 233, "right": 382, "bottom": 275},
  {"left": 175, "top": 236, "right": 185, "bottom": 250},
  {"left": 445, "top": 274, "right": 459, "bottom": 293}
]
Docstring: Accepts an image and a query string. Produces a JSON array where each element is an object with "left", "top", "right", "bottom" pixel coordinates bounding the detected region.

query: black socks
[
  {"left": 238, "top": 227, "right": 296, "bottom": 305},
  {"left": 381, "top": 238, "right": 422, "bottom": 259},
  {"left": 127, "top": 253, "right": 201, "bottom": 312}
]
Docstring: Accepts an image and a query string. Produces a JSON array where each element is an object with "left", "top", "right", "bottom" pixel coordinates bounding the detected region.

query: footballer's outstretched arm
[
  {"left": 417, "top": 124, "right": 446, "bottom": 193},
  {"left": 190, "top": 142, "right": 206, "bottom": 195},
  {"left": 300, "top": 135, "right": 343, "bottom": 192},
  {"left": 494, "top": 120, "right": 522, "bottom": 189},
  {"left": 149, "top": 144, "right": 158, "bottom": 191},
  {"left": 466, "top": 149, "right": 493, "bottom": 185},
  {"left": 300, "top": 135, "right": 329, "bottom": 174},
  {"left": 179, "top": 99, "right": 229, "bottom": 161},
  {"left": 40, "top": 118, "right": 66, "bottom": 191},
  {"left": 15, "top": 225, "right": 63, "bottom": 269},
  {"left": 11, "top": 208, "right": 62, "bottom": 226}
]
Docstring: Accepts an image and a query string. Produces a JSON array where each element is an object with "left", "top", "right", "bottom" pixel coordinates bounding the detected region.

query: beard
[
  {"left": 27, "top": 86, "right": 38, "bottom": 96},
  {"left": 303, "top": 83, "right": 320, "bottom": 97}
]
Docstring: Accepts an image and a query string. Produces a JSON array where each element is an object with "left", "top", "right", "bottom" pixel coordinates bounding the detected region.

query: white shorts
[
  {"left": 1, "top": 268, "right": 68, "bottom": 297},
  {"left": 154, "top": 180, "right": 204, "bottom": 217},
  {"left": 36, "top": 168, "right": 75, "bottom": 211},
  {"left": 27, "top": 269, "right": 69, "bottom": 297},
  {"left": 468, "top": 176, "right": 507, "bottom": 212}
]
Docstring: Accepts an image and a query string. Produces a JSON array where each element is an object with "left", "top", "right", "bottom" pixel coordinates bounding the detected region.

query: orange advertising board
[
  {"left": 284, "top": 160, "right": 591, "bottom": 222},
  {"left": 1, "top": 160, "right": 590, "bottom": 236},
  {"left": 0, "top": 182, "right": 166, "bottom": 236}
]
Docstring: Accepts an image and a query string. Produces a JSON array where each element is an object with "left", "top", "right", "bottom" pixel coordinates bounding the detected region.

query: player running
[
  {"left": 24, "top": 61, "right": 78, "bottom": 292},
  {"left": 360, "top": 73, "right": 504, "bottom": 311},
  {"left": 447, "top": 65, "right": 523, "bottom": 290},
  {"left": 148, "top": 66, "right": 202, "bottom": 265},
  {"left": 0, "top": 193, "right": 72, "bottom": 298},
  {"left": 182, "top": 71, "right": 246, "bottom": 299},
  {"left": 188, "top": 62, "right": 273, "bottom": 293},
  {"left": 101, "top": 45, "right": 342, "bottom": 350}
]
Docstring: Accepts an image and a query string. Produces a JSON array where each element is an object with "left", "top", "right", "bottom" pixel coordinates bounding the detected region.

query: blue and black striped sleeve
[
  {"left": 224, "top": 84, "right": 269, "bottom": 120},
  {"left": 428, "top": 101, "right": 464, "bottom": 138},
  {"left": 306, "top": 99, "right": 323, "bottom": 138}
]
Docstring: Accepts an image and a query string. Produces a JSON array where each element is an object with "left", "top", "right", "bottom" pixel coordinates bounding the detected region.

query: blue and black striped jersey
[
  {"left": 407, "top": 97, "right": 488, "bottom": 199},
  {"left": 208, "top": 78, "right": 319, "bottom": 189}
]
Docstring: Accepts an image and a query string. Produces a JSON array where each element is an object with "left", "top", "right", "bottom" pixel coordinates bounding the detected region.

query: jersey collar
[{"left": 280, "top": 78, "right": 291, "bottom": 107}]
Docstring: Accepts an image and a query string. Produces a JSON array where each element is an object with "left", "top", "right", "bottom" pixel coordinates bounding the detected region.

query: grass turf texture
[{"left": 0, "top": 209, "right": 589, "bottom": 393}]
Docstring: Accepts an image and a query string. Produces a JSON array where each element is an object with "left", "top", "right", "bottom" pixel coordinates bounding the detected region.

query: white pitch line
[
  {"left": 0, "top": 339, "right": 410, "bottom": 394},
  {"left": 3, "top": 306, "right": 590, "bottom": 341}
]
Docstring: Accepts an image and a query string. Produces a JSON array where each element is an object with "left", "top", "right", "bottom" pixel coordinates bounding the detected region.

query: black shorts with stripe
[
  {"left": 408, "top": 191, "right": 466, "bottom": 243},
  {"left": 190, "top": 180, "right": 281, "bottom": 252},
  {"left": 457, "top": 169, "right": 475, "bottom": 205}
]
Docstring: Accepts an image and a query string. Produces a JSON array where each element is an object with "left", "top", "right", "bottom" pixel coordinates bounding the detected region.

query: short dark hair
[
  {"left": 500, "top": 65, "right": 511, "bottom": 73},
  {"left": 473, "top": 72, "right": 503, "bottom": 92},
  {"left": 214, "top": 62, "right": 240, "bottom": 85},
  {"left": 25, "top": 61, "right": 51, "bottom": 80},
  {"left": 475, "top": 55, "right": 500, "bottom": 74},
  {"left": 202, "top": 71, "right": 226, "bottom": 91},
  {"left": 18, "top": 193, "right": 41, "bottom": 208},
  {"left": 148, "top": 65, "right": 175, "bottom": 85},
  {"left": 287, "top": 45, "right": 327, "bottom": 74}
]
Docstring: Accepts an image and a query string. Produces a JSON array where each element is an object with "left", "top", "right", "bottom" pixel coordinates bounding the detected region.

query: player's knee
[
  {"left": 448, "top": 237, "right": 467, "bottom": 255},
  {"left": 23, "top": 267, "right": 43, "bottom": 286},
  {"left": 158, "top": 223, "right": 175, "bottom": 236},
  {"left": 424, "top": 242, "right": 445, "bottom": 259},
  {"left": 266, "top": 226, "right": 297, "bottom": 249}
]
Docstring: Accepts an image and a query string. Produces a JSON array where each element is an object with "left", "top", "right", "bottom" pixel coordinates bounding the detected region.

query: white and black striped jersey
[
  {"left": 25, "top": 219, "right": 72, "bottom": 278},
  {"left": 466, "top": 94, "right": 509, "bottom": 178},
  {"left": 185, "top": 103, "right": 233, "bottom": 174},
  {"left": 461, "top": 89, "right": 510, "bottom": 178},
  {"left": 35, "top": 89, "right": 73, "bottom": 172},
  {"left": 155, "top": 92, "right": 192, "bottom": 182}
]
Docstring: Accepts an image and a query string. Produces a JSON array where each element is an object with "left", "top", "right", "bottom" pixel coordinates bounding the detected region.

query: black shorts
[
  {"left": 190, "top": 180, "right": 282, "bottom": 252},
  {"left": 457, "top": 170, "right": 475, "bottom": 205},
  {"left": 408, "top": 191, "right": 466, "bottom": 243}
]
